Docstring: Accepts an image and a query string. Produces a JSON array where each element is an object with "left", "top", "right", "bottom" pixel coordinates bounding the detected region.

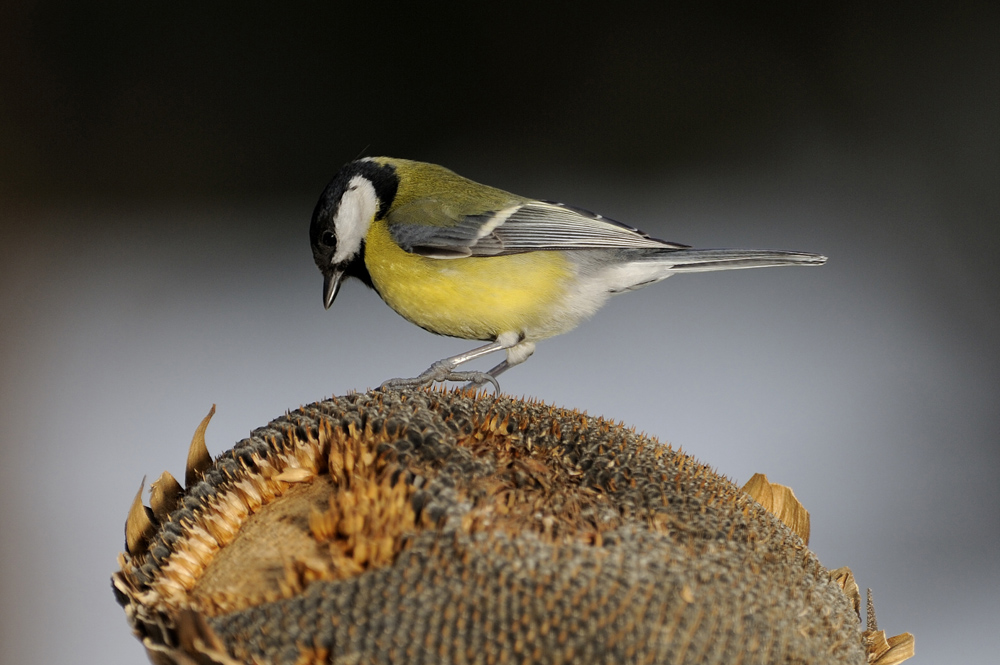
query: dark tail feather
[{"left": 660, "top": 248, "right": 827, "bottom": 272}]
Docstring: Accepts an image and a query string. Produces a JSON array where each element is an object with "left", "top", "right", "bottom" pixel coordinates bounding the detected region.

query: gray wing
[{"left": 388, "top": 199, "right": 688, "bottom": 259}]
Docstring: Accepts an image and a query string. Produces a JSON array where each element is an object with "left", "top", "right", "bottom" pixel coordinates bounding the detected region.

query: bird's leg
[
  {"left": 462, "top": 340, "right": 536, "bottom": 390},
  {"left": 380, "top": 338, "right": 513, "bottom": 393}
]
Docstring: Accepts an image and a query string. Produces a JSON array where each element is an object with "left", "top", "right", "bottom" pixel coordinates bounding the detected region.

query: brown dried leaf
[
  {"left": 186, "top": 405, "right": 216, "bottom": 486},
  {"left": 863, "top": 588, "right": 915, "bottom": 664},
  {"left": 741, "top": 472, "right": 810, "bottom": 545},
  {"left": 150, "top": 470, "right": 184, "bottom": 522},
  {"left": 125, "top": 477, "right": 155, "bottom": 555},
  {"left": 830, "top": 566, "right": 861, "bottom": 617},
  {"left": 878, "top": 632, "right": 916, "bottom": 665}
]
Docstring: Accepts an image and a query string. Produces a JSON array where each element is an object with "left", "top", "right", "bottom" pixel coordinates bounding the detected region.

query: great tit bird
[{"left": 310, "top": 157, "right": 826, "bottom": 391}]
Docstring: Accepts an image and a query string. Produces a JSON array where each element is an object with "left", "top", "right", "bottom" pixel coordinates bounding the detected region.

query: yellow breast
[{"left": 364, "top": 221, "right": 573, "bottom": 341}]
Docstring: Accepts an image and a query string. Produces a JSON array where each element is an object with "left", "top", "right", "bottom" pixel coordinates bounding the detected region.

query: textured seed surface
[{"left": 114, "top": 389, "right": 868, "bottom": 665}]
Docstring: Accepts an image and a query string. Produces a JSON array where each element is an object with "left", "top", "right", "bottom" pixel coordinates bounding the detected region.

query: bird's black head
[{"left": 310, "top": 158, "right": 399, "bottom": 308}]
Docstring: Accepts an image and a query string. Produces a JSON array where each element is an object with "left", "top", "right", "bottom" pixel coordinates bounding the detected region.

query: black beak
[{"left": 323, "top": 270, "right": 344, "bottom": 309}]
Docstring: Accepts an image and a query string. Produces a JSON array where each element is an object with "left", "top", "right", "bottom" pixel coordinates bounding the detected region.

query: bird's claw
[{"left": 379, "top": 366, "right": 500, "bottom": 393}]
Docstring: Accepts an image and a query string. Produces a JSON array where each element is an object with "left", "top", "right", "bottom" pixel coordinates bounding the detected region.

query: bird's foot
[{"left": 380, "top": 360, "right": 500, "bottom": 393}]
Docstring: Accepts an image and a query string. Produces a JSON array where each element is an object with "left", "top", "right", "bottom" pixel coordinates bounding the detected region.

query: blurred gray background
[{"left": 2, "top": 3, "right": 997, "bottom": 663}]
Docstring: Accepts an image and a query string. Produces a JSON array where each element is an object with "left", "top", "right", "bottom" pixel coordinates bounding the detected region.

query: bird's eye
[{"left": 320, "top": 231, "right": 336, "bottom": 247}]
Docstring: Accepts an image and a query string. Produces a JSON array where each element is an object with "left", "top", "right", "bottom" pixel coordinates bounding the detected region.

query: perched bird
[{"left": 310, "top": 157, "right": 826, "bottom": 390}]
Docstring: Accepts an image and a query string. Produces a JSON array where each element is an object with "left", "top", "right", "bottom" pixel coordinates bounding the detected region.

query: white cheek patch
[{"left": 332, "top": 176, "right": 378, "bottom": 265}]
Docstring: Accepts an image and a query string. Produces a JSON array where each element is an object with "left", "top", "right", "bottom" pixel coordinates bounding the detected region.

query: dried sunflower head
[{"left": 114, "top": 389, "right": 910, "bottom": 664}]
